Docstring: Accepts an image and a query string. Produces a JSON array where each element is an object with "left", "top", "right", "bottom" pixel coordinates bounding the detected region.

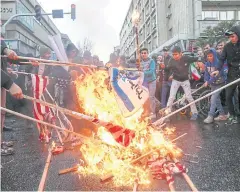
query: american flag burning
[{"left": 74, "top": 70, "right": 184, "bottom": 188}]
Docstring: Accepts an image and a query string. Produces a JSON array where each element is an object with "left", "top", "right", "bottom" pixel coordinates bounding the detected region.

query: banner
[{"left": 110, "top": 68, "right": 149, "bottom": 118}]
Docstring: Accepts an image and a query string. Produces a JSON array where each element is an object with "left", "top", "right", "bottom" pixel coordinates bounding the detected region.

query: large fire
[{"left": 75, "top": 69, "right": 182, "bottom": 187}]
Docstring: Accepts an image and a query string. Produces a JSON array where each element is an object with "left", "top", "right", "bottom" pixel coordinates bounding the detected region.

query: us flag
[
  {"left": 106, "top": 124, "right": 135, "bottom": 147},
  {"left": 31, "top": 74, "right": 55, "bottom": 131}
]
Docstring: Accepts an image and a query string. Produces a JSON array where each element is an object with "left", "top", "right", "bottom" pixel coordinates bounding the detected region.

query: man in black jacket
[
  {"left": 213, "top": 25, "right": 240, "bottom": 124},
  {"left": 165, "top": 46, "right": 200, "bottom": 120}
]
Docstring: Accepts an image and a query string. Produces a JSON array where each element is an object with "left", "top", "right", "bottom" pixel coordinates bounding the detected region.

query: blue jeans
[
  {"left": 209, "top": 85, "right": 225, "bottom": 117},
  {"left": 161, "top": 81, "right": 172, "bottom": 108}
]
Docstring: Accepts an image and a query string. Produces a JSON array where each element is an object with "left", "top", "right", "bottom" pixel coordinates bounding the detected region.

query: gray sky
[{"left": 38, "top": 0, "right": 131, "bottom": 62}]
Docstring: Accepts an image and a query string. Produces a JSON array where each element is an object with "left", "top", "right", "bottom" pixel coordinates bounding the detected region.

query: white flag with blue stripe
[{"left": 110, "top": 68, "right": 149, "bottom": 118}]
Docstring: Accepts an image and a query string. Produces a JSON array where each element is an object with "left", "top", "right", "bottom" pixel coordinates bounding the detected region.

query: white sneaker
[{"left": 204, "top": 116, "right": 214, "bottom": 124}]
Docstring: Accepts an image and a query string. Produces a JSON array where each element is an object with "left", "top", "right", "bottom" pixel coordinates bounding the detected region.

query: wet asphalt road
[{"left": 1, "top": 114, "right": 240, "bottom": 191}]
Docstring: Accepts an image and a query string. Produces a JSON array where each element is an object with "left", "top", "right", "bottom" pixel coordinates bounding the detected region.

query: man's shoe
[
  {"left": 226, "top": 116, "right": 239, "bottom": 125},
  {"left": 190, "top": 113, "right": 198, "bottom": 121},
  {"left": 1, "top": 141, "right": 14, "bottom": 148},
  {"left": 1, "top": 147, "right": 14, "bottom": 156},
  {"left": 3, "top": 126, "right": 13, "bottom": 132},
  {"left": 204, "top": 116, "right": 214, "bottom": 124},
  {"left": 214, "top": 115, "right": 228, "bottom": 121}
]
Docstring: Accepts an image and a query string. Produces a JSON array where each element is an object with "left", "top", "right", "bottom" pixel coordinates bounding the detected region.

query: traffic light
[
  {"left": 71, "top": 4, "right": 76, "bottom": 21},
  {"left": 34, "top": 5, "right": 42, "bottom": 21}
]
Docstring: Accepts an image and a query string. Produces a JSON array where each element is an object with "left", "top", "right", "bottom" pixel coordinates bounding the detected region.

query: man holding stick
[
  {"left": 1, "top": 39, "right": 24, "bottom": 156},
  {"left": 212, "top": 25, "right": 240, "bottom": 124}
]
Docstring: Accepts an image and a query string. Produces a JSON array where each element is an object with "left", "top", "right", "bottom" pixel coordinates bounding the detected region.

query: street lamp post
[{"left": 132, "top": 9, "right": 141, "bottom": 70}]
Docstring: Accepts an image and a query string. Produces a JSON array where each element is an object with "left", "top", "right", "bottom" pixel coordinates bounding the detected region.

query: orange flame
[{"left": 74, "top": 70, "right": 182, "bottom": 186}]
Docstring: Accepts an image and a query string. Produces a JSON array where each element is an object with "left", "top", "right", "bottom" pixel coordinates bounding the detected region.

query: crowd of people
[{"left": 1, "top": 25, "right": 240, "bottom": 156}]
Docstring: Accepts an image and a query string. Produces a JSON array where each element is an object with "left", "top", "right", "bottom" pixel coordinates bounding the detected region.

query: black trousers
[{"left": 226, "top": 82, "right": 240, "bottom": 116}]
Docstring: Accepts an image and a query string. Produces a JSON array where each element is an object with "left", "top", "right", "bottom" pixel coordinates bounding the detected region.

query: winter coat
[
  {"left": 204, "top": 48, "right": 225, "bottom": 85},
  {"left": 218, "top": 25, "right": 240, "bottom": 81}
]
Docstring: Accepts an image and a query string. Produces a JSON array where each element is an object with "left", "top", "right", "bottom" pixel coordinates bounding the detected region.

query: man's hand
[
  {"left": 169, "top": 75, "right": 173, "bottom": 81},
  {"left": 9, "top": 83, "right": 23, "bottom": 99},
  {"left": 211, "top": 71, "right": 219, "bottom": 77},
  {"left": 203, "top": 81, "right": 208, "bottom": 87},
  {"left": 6, "top": 49, "right": 18, "bottom": 60}
]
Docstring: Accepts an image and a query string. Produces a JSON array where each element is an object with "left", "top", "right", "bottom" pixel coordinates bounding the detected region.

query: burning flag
[
  {"left": 31, "top": 74, "right": 55, "bottom": 140},
  {"left": 109, "top": 67, "right": 149, "bottom": 118}
]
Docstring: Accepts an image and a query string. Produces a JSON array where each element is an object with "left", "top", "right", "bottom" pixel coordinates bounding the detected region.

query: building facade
[
  {"left": 1, "top": 0, "right": 72, "bottom": 56},
  {"left": 119, "top": 0, "right": 240, "bottom": 57}
]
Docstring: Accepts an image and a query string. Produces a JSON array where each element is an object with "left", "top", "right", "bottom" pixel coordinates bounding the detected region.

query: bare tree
[{"left": 76, "top": 37, "right": 94, "bottom": 56}]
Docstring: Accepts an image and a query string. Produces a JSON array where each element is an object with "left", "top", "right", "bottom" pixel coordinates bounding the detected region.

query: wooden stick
[
  {"left": 159, "top": 86, "right": 204, "bottom": 114},
  {"left": 171, "top": 157, "right": 198, "bottom": 192},
  {"left": 133, "top": 179, "right": 138, "bottom": 192},
  {"left": 20, "top": 93, "right": 134, "bottom": 147},
  {"left": 154, "top": 77, "right": 240, "bottom": 126},
  {"left": 100, "top": 133, "right": 187, "bottom": 182},
  {"left": 3, "top": 55, "right": 140, "bottom": 72},
  {"left": 100, "top": 173, "right": 114, "bottom": 183},
  {"left": 20, "top": 61, "right": 77, "bottom": 67},
  {"left": 168, "top": 180, "right": 175, "bottom": 192},
  {"left": 38, "top": 149, "right": 52, "bottom": 192},
  {"left": 0, "top": 107, "right": 94, "bottom": 142},
  {"left": 2, "top": 55, "right": 96, "bottom": 68},
  {"left": 58, "top": 165, "right": 78, "bottom": 175}
]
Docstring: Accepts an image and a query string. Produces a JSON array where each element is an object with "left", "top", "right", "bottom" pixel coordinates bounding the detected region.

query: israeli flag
[{"left": 110, "top": 68, "right": 149, "bottom": 118}]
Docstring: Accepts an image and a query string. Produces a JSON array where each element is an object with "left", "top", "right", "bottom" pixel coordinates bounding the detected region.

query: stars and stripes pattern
[
  {"left": 31, "top": 74, "right": 55, "bottom": 131},
  {"left": 105, "top": 124, "right": 135, "bottom": 147}
]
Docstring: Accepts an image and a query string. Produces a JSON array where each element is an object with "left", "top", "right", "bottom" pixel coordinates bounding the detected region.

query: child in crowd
[
  {"left": 203, "top": 48, "right": 227, "bottom": 123},
  {"left": 165, "top": 46, "right": 199, "bottom": 120}
]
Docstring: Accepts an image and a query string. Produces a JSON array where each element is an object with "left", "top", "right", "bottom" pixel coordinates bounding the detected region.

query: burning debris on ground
[{"left": 71, "top": 70, "right": 194, "bottom": 190}]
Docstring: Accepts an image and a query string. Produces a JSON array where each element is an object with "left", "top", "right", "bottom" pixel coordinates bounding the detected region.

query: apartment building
[{"left": 119, "top": 0, "right": 240, "bottom": 57}]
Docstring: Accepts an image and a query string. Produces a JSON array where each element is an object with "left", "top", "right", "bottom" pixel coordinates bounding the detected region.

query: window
[
  {"left": 169, "top": 28, "right": 173, "bottom": 39},
  {"left": 6, "top": 31, "right": 18, "bottom": 39},
  {"left": 148, "top": 41, "right": 151, "bottom": 51},
  {"left": 152, "top": 16, "right": 156, "bottom": 29},
  {"left": 146, "top": 3, "right": 150, "bottom": 17},
  {"left": 220, "top": 11, "right": 227, "bottom": 20},
  {"left": 202, "top": 11, "right": 235, "bottom": 20},
  {"left": 153, "top": 36, "right": 157, "bottom": 49},
  {"left": 212, "top": 11, "right": 219, "bottom": 19},
  {"left": 204, "top": 11, "right": 213, "bottom": 18},
  {"left": 227, "top": 11, "right": 234, "bottom": 20},
  {"left": 147, "top": 22, "right": 150, "bottom": 35}
]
